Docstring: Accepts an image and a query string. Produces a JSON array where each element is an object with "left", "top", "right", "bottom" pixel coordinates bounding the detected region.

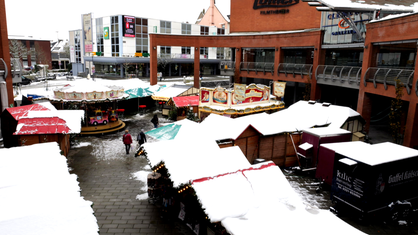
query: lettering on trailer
[
  {"left": 388, "top": 170, "right": 418, "bottom": 184},
  {"left": 253, "top": 0, "right": 299, "bottom": 10}
]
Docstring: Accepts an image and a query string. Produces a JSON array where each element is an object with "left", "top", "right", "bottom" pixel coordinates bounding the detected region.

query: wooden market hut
[
  {"left": 0, "top": 103, "right": 84, "bottom": 156},
  {"left": 166, "top": 95, "right": 199, "bottom": 121},
  {"left": 151, "top": 84, "right": 199, "bottom": 117}
]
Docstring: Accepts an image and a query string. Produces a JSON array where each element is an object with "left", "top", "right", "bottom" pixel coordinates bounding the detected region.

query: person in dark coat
[
  {"left": 122, "top": 129, "right": 133, "bottom": 154},
  {"left": 150, "top": 114, "right": 159, "bottom": 128},
  {"left": 137, "top": 129, "right": 147, "bottom": 146}
]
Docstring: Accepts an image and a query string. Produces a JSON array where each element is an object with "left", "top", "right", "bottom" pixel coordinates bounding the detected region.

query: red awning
[
  {"left": 14, "top": 117, "right": 71, "bottom": 135},
  {"left": 172, "top": 96, "right": 199, "bottom": 108}
]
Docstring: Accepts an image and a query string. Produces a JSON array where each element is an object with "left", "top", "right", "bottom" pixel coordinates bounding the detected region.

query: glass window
[
  {"left": 201, "top": 26, "right": 209, "bottom": 35},
  {"left": 182, "top": 24, "right": 191, "bottom": 35}
]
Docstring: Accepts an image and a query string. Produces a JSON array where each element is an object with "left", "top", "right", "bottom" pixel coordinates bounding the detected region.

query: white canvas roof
[
  {"left": 0, "top": 143, "right": 99, "bottom": 235},
  {"left": 321, "top": 142, "right": 418, "bottom": 166},
  {"left": 152, "top": 84, "right": 193, "bottom": 99}
]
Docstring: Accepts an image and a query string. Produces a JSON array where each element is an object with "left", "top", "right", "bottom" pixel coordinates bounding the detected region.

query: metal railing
[
  {"left": 278, "top": 63, "right": 313, "bottom": 78},
  {"left": 316, "top": 65, "right": 362, "bottom": 85},
  {"left": 240, "top": 62, "right": 274, "bottom": 75},
  {"left": 220, "top": 61, "right": 235, "bottom": 70},
  {"left": 363, "top": 67, "right": 414, "bottom": 95}
]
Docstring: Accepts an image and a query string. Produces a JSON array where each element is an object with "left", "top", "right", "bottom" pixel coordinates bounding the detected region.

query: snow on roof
[
  {"left": 26, "top": 110, "right": 85, "bottom": 133},
  {"left": 14, "top": 117, "right": 71, "bottom": 135},
  {"left": 321, "top": 141, "right": 418, "bottom": 166},
  {"left": 302, "top": 127, "right": 351, "bottom": 136},
  {"left": 6, "top": 102, "right": 56, "bottom": 120},
  {"left": 152, "top": 84, "right": 193, "bottom": 100},
  {"left": 142, "top": 139, "right": 251, "bottom": 187},
  {"left": 0, "top": 142, "right": 99, "bottom": 235},
  {"left": 318, "top": 0, "right": 415, "bottom": 12},
  {"left": 198, "top": 101, "right": 360, "bottom": 141},
  {"left": 192, "top": 161, "right": 365, "bottom": 235}
]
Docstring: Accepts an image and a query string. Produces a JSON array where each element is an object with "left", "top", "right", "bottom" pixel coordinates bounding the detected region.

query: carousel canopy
[{"left": 0, "top": 142, "right": 99, "bottom": 235}]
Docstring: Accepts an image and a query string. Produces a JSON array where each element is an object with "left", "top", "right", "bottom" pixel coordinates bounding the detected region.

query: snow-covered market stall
[
  {"left": 0, "top": 143, "right": 99, "bottom": 235},
  {"left": 1, "top": 102, "right": 84, "bottom": 156},
  {"left": 151, "top": 84, "right": 199, "bottom": 117},
  {"left": 139, "top": 135, "right": 365, "bottom": 235}
]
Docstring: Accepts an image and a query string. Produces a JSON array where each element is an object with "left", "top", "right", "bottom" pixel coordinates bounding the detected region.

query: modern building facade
[
  {"left": 148, "top": 0, "right": 418, "bottom": 148},
  {"left": 78, "top": 10, "right": 230, "bottom": 79}
]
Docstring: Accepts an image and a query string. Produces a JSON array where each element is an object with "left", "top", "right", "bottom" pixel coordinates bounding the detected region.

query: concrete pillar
[
  {"left": 150, "top": 35, "right": 158, "bottom": 85},
  {"left": 194, "top": 47, "right": 200, "bottom": 88},
  {"left": 357, "top": 90, "right": 372, "bottom": 134},
  {"left": 403, "top": 102, "right": 418, "bottom": 148},
  {"left": 273, "top": 47, "right": 281, "bottom": 81},
  {"left": 234, "top": 48, "right": 242, "bottom": 84},
  {"left": 311, "top": 32, "right": 325, "bottom": 101}
]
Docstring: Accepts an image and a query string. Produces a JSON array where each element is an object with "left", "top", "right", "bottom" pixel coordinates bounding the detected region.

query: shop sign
[
  {"left": 253, "top": 0, "right": 299, "bottom": 9},
  {"left": 274, "top": 81, "right": 286, "bottom": 99},
  {"left": 123, "top": 15, "right": 135, "bottom": 38},
  {"left": 104, "top": 27, "right": 109, "bottom": 39}
]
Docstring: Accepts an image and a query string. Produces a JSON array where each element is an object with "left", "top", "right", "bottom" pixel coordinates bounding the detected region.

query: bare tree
[
  {"left": 122, "top": 59, "right": 134, "bottom": 78},
  {"left": 9, "top": 40, "right": 28, "bottom": 63},
  {"left": 157, "top": 55, "right": 172, "bottom": 77}
]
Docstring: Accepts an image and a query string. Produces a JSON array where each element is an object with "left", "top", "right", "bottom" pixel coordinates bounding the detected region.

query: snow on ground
[{"left": 71, "top": 142, "right": 92, "bottom": 149}]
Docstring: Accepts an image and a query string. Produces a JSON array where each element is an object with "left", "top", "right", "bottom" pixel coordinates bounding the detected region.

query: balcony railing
[
  {"left": 220, "top": 61, "right": 235, "bottom": 70},
  {"left": 240, "top": 62, "right": 274, "bottom": 75},
  {"left": 363, "top": 67, "right": 414, "bottom": 95},
  {"left": 316, "top": 65, "right": 362, "bottom": 85},
  {"left": 278, "top": 63, "right": 313, "bottom": 78}
]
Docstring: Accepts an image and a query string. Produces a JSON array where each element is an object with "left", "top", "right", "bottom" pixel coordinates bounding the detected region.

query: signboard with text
[{"left": 123, "top": 15, "right": 135, "bottom": 38}]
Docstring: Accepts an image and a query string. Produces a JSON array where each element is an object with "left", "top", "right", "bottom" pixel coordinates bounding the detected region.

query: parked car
[
  {"left": 13, "top": 76, "right": 32, "bottom": 86},
  {"left": 20, "top": 76, "right": 32, "bottom": 85}
]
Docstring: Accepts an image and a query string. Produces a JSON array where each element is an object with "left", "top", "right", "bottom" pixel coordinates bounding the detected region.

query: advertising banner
[
  {"left": 274, "top": 81, "right": 286, "bottom": 99},
  {"left": 232, "top": 84, "right": 269, "bottom": 105},
  {"left": 123, "top": 15, "right": 135, "bottom": 38},
  {"left": 69, "top": 46, "right": 75, "bottom": 63},
  {"left": 104, "top": 27, "right": 109, "bottom": 39},
  {"left": 201, "top": 90, "right": 210, "bottom": 103},
  {"left": 213, "top": 87, "right": 227, "bottom": 104},
  {"left": 82, "top": 13, "right": 93, "bottom": 53}
]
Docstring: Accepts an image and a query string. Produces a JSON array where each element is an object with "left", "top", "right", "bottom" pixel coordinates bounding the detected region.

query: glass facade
[
  {"left": 96, "top": 18, "right": 104, "bottom": 53},
  {"left": 135, "top": 18, "right": 148, "bottom": 53},
  {"left": 111, "top": 16, "right": 120, "bottom": 57},
  {"left": 321, "top": 12, "right": 370, "bottom": 44},
  {"left": 200, "top": 26, "right": 209, "bottom": 35}
]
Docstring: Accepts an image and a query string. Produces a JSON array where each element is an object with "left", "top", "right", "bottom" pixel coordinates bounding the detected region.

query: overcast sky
[{"left": 5, "top": 0, "right": 231, "bottom": 41}]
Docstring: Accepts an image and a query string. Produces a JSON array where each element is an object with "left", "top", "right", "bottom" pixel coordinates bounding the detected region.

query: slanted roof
[
  {"left": 172, "top": 95, "right": 199, "bottom": 107},
  {"left": 14, "top": 117, "right": 71, "bottom": 135},
  {"left": 151, "top": 84, "right": 196, "bottom": 101},
  {"left": 6, "top": 103, "right": 56, "bottom": 120}
]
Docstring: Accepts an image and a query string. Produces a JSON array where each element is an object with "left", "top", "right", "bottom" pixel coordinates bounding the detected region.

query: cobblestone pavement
[{"left": 68, "top": 113, "right": 194, "bottom": 235}]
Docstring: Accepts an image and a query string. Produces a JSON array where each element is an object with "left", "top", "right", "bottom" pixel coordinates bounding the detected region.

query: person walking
[
  {"left": 150, "top": 114, "right": 159, "bottom": 128},
  {"left": 122, "top": 129, "right": 133, "bottom": 154},
  {"left": 137, "top": 129, "right": 147, "bottom": 147}
]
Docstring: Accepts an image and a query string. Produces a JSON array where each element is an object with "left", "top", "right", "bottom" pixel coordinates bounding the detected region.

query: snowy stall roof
[
  {"left": 301, "top": 127, "right": 352, "bottom": 137},
  {"left": 26, "top": 110, "right": 85, "bottom": 133},
  {"left": 142, "top": 139, "right": 251, "bottom": 187},
  {"left": 192, "top": 161, "right": 365, "bottom": 235},
  {"left": 197, "top": 101, "right": 361, "bottom": 141},
  {"left": 0, "top": 142, "right": 99, "bottom": 235},
  {"left": 321, "top": 141, "right": 418, "bottom": 166},
  {"left": 6, "top": 102, "right": 56, "bottom": 120},
  {"left": 151, "top": 84, "right": 196, "bottom": 101}
]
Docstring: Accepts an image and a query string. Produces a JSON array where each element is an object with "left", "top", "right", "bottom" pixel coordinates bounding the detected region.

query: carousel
[{"left": 50, "top": 80, "right": 129, "bottom": 135}]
